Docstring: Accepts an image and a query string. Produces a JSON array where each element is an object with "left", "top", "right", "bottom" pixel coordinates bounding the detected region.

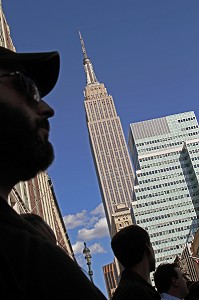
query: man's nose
[{"left": 38, "top": 99, "right": 55, "bottom": 118}]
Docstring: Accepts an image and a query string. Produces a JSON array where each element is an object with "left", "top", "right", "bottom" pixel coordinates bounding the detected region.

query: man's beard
[{"left": 0, "top": 102, "right": 54, "bottom": 185}]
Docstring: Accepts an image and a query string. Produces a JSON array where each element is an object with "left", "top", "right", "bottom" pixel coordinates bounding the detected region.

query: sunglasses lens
[
  {"left": 20, "top": 74, "right": 40, "bottom": 103},
  {"left": 30, "top": 80, "right": 40, "bottom": 103}
]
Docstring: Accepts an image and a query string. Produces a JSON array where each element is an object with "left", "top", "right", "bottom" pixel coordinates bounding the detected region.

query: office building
[
  {"left": 175, "top": 243, "right": 199, "bottom": 281},
  {"left": 79, "top": 32, "right": 135, "bottom": 237},
  {"left": 102, "top": 262, "right": 118, "bottom": 299},
  {"left": 128, "top": 111, "right": 199, "bottom": 267}
]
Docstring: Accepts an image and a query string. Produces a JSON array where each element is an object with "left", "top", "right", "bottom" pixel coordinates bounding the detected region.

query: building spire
[
  {"left": 79, "top": 31, "right": 99, "bottom": 85},
  {"left": 79, "top": 31, "right": 88, "bottom": 60}
]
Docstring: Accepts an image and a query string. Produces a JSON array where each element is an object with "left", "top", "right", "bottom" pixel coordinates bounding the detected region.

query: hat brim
[{"left": 0, "top": 47, "right": 60, "bottom": 98}]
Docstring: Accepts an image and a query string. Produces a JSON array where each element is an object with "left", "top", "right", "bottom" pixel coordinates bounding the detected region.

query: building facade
[
  {"left": 175, "top": 243, "right": 199, "bottom": 282},
  {"left": 190, "top": 228, "right": 199, "bottom": 278},
  {"left": 0, "top": 1, "right": 15, "bottom": 50},
  {"left": 102, "top": 261, "right": 119, "bottom": 299},
  {"left": 79, "top": 32, "right": 135, "bottom": 236},
  {"left": 128, "top": 111, "right": 199, "bottom": 267}
]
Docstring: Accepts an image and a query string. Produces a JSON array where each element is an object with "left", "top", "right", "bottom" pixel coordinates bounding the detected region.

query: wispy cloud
[
  {"left": 63, "top": 203, "right": 106, "bottom": 230},
  {"left": 89, "top": 243, "right": 107, "bottom": 254},
  {"left": 63, "top": 203, "right": 109, "bottom": 247},
  {"left": 72, "top": 241, "right": 106, "bottom": 255},
  {"left": 72, "top": 241, "right": 85, "bottom": 254},
  {"left": 63, "top": 210, "right": 87, "bottom": 229},
  {"left": 72, "top": 241, "right": 107, "bottom": 268},
  {"left": 77, "top": 217, "right": 109, "bottom": 241},
  {"left": 90, "top": 203, "right": 105, "bottom": 217}
]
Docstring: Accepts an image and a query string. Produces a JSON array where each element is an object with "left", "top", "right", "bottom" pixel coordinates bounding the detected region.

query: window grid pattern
[
  {"left": 84, "top": 83, "right": 135, "bottom": 231},
  {"left": 129, "top": 111, "right": 199, "bottom": 266}
]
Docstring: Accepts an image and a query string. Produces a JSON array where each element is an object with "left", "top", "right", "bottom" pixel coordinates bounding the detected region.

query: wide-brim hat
[{"left": 0, "top": 46, "right": 60, "bottom": 98}]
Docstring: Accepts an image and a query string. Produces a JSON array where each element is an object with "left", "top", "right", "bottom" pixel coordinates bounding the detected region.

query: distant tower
[
  {"left": 79, "top": 32, "right": 135, "bottom": 237},
  {"left": 0, "top": 2, "right": 74, "bottom": 259},
  {"left": 0, "top": 1, "right": 15, "bottom": 50}
]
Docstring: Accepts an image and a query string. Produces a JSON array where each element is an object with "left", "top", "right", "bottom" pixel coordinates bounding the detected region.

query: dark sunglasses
[{"left": 0, "top": 71, "right": 41, "bottom": 103}]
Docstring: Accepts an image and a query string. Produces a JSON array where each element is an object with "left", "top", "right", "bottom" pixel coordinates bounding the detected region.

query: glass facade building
[{"left": 128, "top": 111, "right": 199, "bottom": 266}]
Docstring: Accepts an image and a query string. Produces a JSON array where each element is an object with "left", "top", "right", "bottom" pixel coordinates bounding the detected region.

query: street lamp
[{"left": 83, "top": 242, "right": 94, "bottom": 283}]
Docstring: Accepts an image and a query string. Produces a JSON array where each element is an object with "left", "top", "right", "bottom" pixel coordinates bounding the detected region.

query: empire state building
[{"left": 79, "top": 32, "right": 135, "bottom": 237}]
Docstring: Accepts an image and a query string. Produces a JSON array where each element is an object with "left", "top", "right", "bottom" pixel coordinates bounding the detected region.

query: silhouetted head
[
  {"left": 154, "top": 263, "right": 188, "bottom": 299},
  {"left": 111, "top": 225, "right": 155, "bottom": 271},
  {"left": 0, "top": 47, "right": 60, "bottom": 188}
]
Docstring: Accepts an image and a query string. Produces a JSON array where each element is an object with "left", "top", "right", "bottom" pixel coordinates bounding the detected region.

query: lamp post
[{"left": 83, "top": 242, "right": 94, "bottom": 283}]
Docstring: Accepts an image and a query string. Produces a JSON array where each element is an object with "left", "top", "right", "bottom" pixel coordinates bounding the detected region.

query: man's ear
[{"left": 172, "top": 276, "right": 178, "bottom": 287}]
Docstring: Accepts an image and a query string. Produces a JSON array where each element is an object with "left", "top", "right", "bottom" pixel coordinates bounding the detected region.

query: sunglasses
[{"left": 0, "top": 71, "right": 41, "bottom": 103}]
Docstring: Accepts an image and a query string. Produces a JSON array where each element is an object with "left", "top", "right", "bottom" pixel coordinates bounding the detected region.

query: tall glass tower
[
  {"left": 128, "top": 111, "right": 199, "bottom": 266},
  {"left": 79, "top": 32, "right": 135, "bottom": 237}
]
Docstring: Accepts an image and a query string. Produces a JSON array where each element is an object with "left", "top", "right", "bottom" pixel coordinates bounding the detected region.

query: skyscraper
[
  {"left": 128, "top": 111, "right": 199, "bottom": 267},
  {"left": 79, "top": 32, "right": 135, "bottom": 237},
  {"left": 0, "top": 1, "right": 15, "bottom": 50}
]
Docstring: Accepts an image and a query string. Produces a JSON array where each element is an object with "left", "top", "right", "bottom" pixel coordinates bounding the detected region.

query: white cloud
[
  {"left": 89, "top": 243, "right": 107, "bottom": 254},
  {"left": 77, "top": 217, "right": 109, "bottom": 241},
  {"left": 72, "top": 241, "right": 107, "bottom": 268},
  {"left": 63, "top": 210, "right": 87, "bottom": 229},
  {"left": 72, "top": 241, "right": 85, "bottom": 254},
  {"left": 90, "top": 203, "right": 105, "bottom": 217},
  {"left": 72, "top": 241, "right": 106, "bottom": 255}
]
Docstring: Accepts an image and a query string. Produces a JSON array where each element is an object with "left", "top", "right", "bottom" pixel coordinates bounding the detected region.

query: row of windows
[
  {"left": 156, "top": 256, "right": 174, "bottom": 263},
  {"left": 138, "top": 140, "right": 191, "bottom": 153},
  {"left": 141, "top": 158, "right": 181, "bottom": 169},
  {"left": 136, "top": 207, "right": 194, "bottom": 220},
  {"left": 152, "top": 228, "right": 190, "bottom": 245},
  {"left": 137, "top": 178, "right": 192, "bottom": 192},
  {"left": 136, "top": 185, "right": 199, "bottom": 200},
  {"left": 136, "top": 193, "right": 189, "bottom": 207},
  {"left": 137, "top": 163, "right": 195, "bottom": 177},
  {"left": 155, "top": 244, "right": 184, "bottom": 254},
  {"left": 188, "top": 131, "right": 199, "bottom": 137},
  {"left": 149, "top": 218, "right": 190, "bottom": 234},
  {"left": 146, "top": 218, "right": 195, "bottom": 231},
  {"left": 178, "top": 116, "right": 196, "bottom": 122},
  {"left": 137, "top": 202, "right": 196, "bottom": 218},
  {"left": 185, "top": 125, "right": 198, "bottom": 130},
  {"left": 139, "top": 150, "right": 180, "bottom": 162},
  {"left": 189, "top": 148, "right": 199, "bottom": 154},
  {"left": 136, "top": 134, "right": 187, "bottom": 146},
  {"left": 138, "top": 172, "right": 184, "bottom": 184},
  {"left": 189, "top": 141, "right": 199, "bottom": 146}
]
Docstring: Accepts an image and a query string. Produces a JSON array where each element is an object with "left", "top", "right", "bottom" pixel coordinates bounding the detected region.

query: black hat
[{"left": 0, "top": 46, "right": 60, "bottom": 98}]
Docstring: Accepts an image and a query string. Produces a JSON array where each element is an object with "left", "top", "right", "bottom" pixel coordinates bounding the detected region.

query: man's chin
[{"left": 14, "top": 143, "right": 54, "bottom": 182}]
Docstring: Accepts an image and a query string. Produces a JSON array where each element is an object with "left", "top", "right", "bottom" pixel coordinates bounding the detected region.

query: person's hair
[
  {"left": 21, "top": 213, "right": 57, "bottom": 244},
  {"left": 111, "top": 225, "right": 150, "bottom": 268},
  {"left": 154, "top": 263, "right": 179, "bottom": 293}
]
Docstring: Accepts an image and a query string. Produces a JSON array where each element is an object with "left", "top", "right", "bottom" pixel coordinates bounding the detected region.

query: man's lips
[
  {"left": 38, "top": 119, "right": 50, "bottom": 131},
  {"left": 37, "top": 119, "right": 50, "bottom": 139}
]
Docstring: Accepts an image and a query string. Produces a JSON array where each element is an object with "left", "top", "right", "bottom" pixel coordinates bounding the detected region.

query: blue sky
[{"left": 3, "top": 1, "right": 199, "bottom": 296}]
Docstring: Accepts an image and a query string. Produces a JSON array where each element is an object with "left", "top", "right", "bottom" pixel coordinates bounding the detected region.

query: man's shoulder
[
  {"left": 0, "top": 205, "right": 107, "bottom": 299},
  {"left": 112, "top": 277, "right": 160, "bottom": 300}
]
